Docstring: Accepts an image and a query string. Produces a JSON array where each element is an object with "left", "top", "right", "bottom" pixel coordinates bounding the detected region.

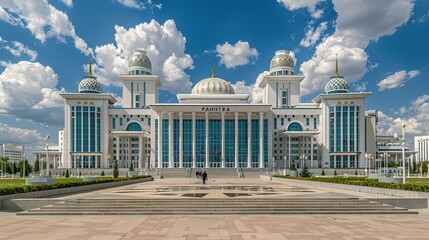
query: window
[
  {"left": 126, "top": 122, "right": 142, "bottom": 131},
  {"left": 287, "top": 122, "right": 303, "bottom": 131},
  {"left": 112, "top": 118, "right": 116, "bottom": 129},
  {"left": 281, "top": 118, "right": 284, "bottom": 126},
  {"left": 306, "top": 118, "right": 309, "bottom": 126},
  {"left": 119, "top": 118, "right": 123, "bottom": 126},
  {"left": 281, "top": 90, "right": 287, "bottom": 107}
]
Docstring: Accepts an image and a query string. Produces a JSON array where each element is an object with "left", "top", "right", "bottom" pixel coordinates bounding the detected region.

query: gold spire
[
  {"left": 335, "top": 53, "right": 339, "bottom": 76},
  {"left": 89, "top": 59, "right": 93, "bottom": 76},
  {"left": 211, "top": 64, "right": 215, "bottom": 78}
]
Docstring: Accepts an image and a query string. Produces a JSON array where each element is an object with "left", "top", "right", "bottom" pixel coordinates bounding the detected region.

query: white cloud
[
  {"left": 60, "top": 0, "right": 73, "bottom": 8},
  {"left": 116, "top": 0, "right": 162, "bottom": 10},
  {"left": 0, "top": 61, "right": 64, "bottom": 126},
  {"left": 93, "top": 19, "right": 194, "bottom": 94},
  {"left": 277, "top": 0, "right": 324, "bottom": 14},
  {"left": 299, "top": 0, "right": 414, "bottom": 96},
  {"left": 1, "top": 38, "right": 38, "bottom": 61},
  {"left": 354, "top": 81, "right": 368, "bottom": 92},
  {"left": 0, "top": 122, "right": 43, "bottom": 145},
  {"left": 300, "top": 21, "right": 328, "bottom": 47},
  {"left": 230, "top": 71, "right": 269, "bottom": 103},
  {"left": 377, "top": 69, "right": 419, "bottom": 91},
  {"left": 0, "top": 0, "right": 93, "bottom": 56},
  {"left": 215, "top": 41, "right": 259, "bottom": 69}
]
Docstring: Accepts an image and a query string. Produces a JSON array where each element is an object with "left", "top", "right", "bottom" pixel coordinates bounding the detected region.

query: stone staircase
[
  {"left": 17, "top": 198, "right": 417, "bottom": 215},
  {"left": 157, "top": 168, "right": 263, "bottom": 179}
]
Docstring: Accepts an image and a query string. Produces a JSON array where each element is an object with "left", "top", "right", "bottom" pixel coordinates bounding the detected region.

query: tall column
[
  {"left": 205, "top": 112, "right": 209, "bottom": 168},
  {"left": 259, "top": 112, "right": 264, "bottom": 168},
  {"left": 192, "top": 112, "right": 196, "bottom": 168},
  {"left": 168, "top": 112, "right": 173, "bottom": 168},
  {"left": 158, "top": 113, "right": 163, "bottom": 168},
  {"left": 234, "top": 112, "right": 239, "bottom": 168},
  {"left": 221, "top": 112, "right": 225, "bottom": 168},
  {"left": 138, "top": 136, "right": 143, "bottom": 169},
  {"left": 288, "top": 136, "right": 291, "bottom": 169},
  {"left": 128, "top": 138, "right": 131, "bottom": 168},
  {"left": 179, "top": 112, "right": 183, "bottom": 168},
  {"left": 310, "top": 137, "right": 314, "bottom": 168},
  {"left": 247, "top": 112, "right": 252, "bottom": 168},
  {"left": 116, "top": 136, "right": 120, "bottom": 167}
]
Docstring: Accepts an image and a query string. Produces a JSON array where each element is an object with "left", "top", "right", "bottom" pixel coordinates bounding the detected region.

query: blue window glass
[
  {"left": 209, "top": 120, "right": 221, "bottom": 167},
  {"left": 343, "top": 106, "right": 348, "bottom": 152},
  {"left": 238, "top": 119, "right": 248, "bottom": 168},
  {"left": 162, "top": 119, "right": 169, "bottom": 167},
  {"left": 147, "top": 117, "right": 151, "bottom": 126},
  {"left": 225, "top": 119, "right": 235, "bottom": 167},
  {"left": 183, "top": 120, "right": 192, "bottom": 168},
  {"left": 119, "top": 118, "right": 123, "bottom": 126},
  {"left": 287, "top": 122, "right": 303, "bottom": 131},
  {"left": 336, "top": 107, "right": 341, "bottom": 152},
  {"left": 174, "top": 119, "right": 180, "bottom": 167},
  {"left": 112, "top": 118, "right": 116, "bottom": 129},
  {"left": 281, "top": 118, "right": 284, "bottom": 126},
  {"left": 306, "top": 118, "right": 309, "bottom": 126},
  {"left": 264, "top": 119, "right": 268, "bottom": 167},
  {"left": 196, "top": 119, "right": 205, "bottom": 168},
  {"left": 251, "top": 119, "right": 259, "bottom": 167},
  {"left": 274, "top": 118, "right": 277, "bottom": 130},
  {"left": 350, "top": 107, "right": 355, "bottom": 151},
  {"left": 83, "top": 107, "right": 88, "bottom": 152},
  {"left": 313, "top": 118, "right": 317, "bottom": 129},
  {"left": 126, "top": 122, "right": 142, "bottom": 131},
  {"left": 155, "top": 119, "right": 158, "bottom": 165},
  {"left": 76, "top": 107, "right": 81, "bottom": 152},
  {"left": 90, "top": 110, "right": 95, "bottom": 152}
]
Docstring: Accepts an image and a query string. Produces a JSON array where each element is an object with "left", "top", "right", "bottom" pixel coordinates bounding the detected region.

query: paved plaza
[{"left": 2, "top": 178, "right": 429, "bottom": 239}]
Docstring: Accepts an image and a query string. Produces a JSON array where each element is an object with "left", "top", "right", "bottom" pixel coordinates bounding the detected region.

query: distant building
[
  {"left": 32, "top": 129, "right": 64, "bottom": 169},
  {"left": 415, "top": 135, "right": 429, "bottom": 162},
  {"left": 377, "top": 135, "right": 415, "bottom": 165},
  {"left": 0, "top": 144, "right": 25, "bottom": 162}
]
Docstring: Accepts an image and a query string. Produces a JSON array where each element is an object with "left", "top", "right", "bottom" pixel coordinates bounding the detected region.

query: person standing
[{"left": 202, "top": 171, "right": 208, "bottom": 185}]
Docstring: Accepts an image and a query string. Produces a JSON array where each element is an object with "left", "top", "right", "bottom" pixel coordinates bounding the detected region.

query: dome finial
[
  {"left": 211, "top": 64, "right": 215, "bottom": 78},
  {"left": 88, "top": 59, "right": 93, "bottom": 76},
  {"left": 335, "top": 53, "right": 339, "bottom": 76}
]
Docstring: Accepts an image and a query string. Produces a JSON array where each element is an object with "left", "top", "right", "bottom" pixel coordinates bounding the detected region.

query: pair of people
[{"left": 196, "top": 170, "right": 208, "bottom": 184}]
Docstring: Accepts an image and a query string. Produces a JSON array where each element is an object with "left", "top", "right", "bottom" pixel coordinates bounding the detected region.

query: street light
[
  {"left": 283, "top": 156, "right": 287, "bottom": 175},
  {"left": 300, "top": 155, "right": 308, "bottom": 169},
  {"left": 383, "top": 152, "right": 390, "bottom": 175},
  {"left": 367, "top": 154, "right": 373, "bottom": 176},
  {"left": 401, "top": 120, "right": 406, "bottom": 184},
  {"left": 22, "top": 154, "right": 26, "bottom": 179},
  {"left": 272, "top": 157, "right": 275, "bottom": 176}
]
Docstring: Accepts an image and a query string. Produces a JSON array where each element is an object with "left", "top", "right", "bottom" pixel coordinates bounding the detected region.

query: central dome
[{"left": 191, "top": 76, "right": 234, "bottom": 95}]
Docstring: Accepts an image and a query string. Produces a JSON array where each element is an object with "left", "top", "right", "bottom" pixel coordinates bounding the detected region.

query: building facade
[
  {"left": 0, "top": 144, "right": 24, "bottom": 162},
  {"left": 60, "top": 49, "right": 373, "bottom": 169},
  {"left": 415, "top": 135, "right": 429, "bottom": 162}
]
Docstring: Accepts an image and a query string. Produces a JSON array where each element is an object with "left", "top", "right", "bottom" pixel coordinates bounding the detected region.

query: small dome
[
  {"left": 78, "top": 76, "right": 102, "bottom": 93},
  {"left": 324, "top": 75, "right": 349, "bottom": 94},
  {"left": 269, "top": 50, "right": 295, "bottom": 75},
  {"left": 128, "top": 49, "right": 152, "bottom": 75},
  {"left": 192, "top": 77, "right": 234, "bottom": 95}
]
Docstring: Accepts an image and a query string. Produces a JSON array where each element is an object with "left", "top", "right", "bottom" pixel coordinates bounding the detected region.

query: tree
[
  {"left": 34, "top": 159, "right": 40, "bottom": 173},
  {"left": 101, "top": 170, "right": 105, "bottom": 176},
  {"left": 19, "top": 160, "right": 30, "bottom": 177},
  {"left": 355, "top": 170, "right": 358, "bottom": 175},
  {"left": 129, "top": 165, "right": 134, "bottom": 172},
  {"left": 321, "top": 169, "right": 325, "bottom": 176},
  {"left": 299, "top": 165, "right": 311, "bottom": 177},
  {"left": 290, "top": 163, "right": 297, "bottom": 171},
  {"left": 113, "top": 160, "right": 119, "bottom": 178},
  {"left": 65, "top": 169, "right": 70, "bottom": 178},
  {"left": 334, "top": 170, "right": 337, "bottom": 176},
  {"left": 422, "top": 161, "right": 428, "bottom": 175},
  {"left": 0, "top": 157, "right": 8, "bottom": 175}
]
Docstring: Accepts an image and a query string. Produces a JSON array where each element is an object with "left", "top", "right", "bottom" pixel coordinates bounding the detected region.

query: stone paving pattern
[{"left": 2, "top": 178, "right": 429, "bottom": 239}]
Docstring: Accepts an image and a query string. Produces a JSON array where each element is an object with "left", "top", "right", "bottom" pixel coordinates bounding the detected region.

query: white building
[
  {"left": 32, "top": 128, "right": 64, "bottom": 169},
  {"left": 0, "top": 144, "right": 25, "bottom": 162},
  {"left": 415, "top": 135, "right": 429, "bottom": 162},
  {"left": 60, "top": 49, "right": 373, "bottom": 170}
]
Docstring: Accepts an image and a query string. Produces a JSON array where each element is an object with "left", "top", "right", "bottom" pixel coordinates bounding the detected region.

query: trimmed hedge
[
  {"left": 274, "top": 175, "right": 429, "bottom": 193},
  {"left": 0, "top": 175, "right": 151, "bottom": 196}
]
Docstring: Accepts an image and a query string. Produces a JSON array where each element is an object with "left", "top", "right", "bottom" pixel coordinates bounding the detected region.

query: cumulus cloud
[
  {"left": 299, "top": 0, "right": 414, "bottom": 96},
  {"left": 277, "top": 0, "right": 324, "bottom": 17},
  {"left": 0, "top": 122, "right": 44, "bottom": 145},
  {"left": 0, "top": 37, "right": 38, "bottom": 61},
  {"left": 60, "top": 0, "right": 73, "bottom": 8},
  {"left": 93, "top": 19, "right": 194, "bottom": 94},
  {"left": 0, "top": 61, "right": 64, "bottom": 126},
  {"left": 377, "top": 70, "right": 419, "bottom": 91},
  {"left": 116, "top": 0, "right": 162, "bottom": 10},
  {"left": 230, "top": 71, "right": 269, "bottom": 103},
  {"left": 215, "top": 41, "right": 259, "bottom": 69},
  {"left": 0, "top": 0, "right": 93, "bottom": 56},
  {"left": 300, "top": 21, "right": 328, "bottom": 47}
]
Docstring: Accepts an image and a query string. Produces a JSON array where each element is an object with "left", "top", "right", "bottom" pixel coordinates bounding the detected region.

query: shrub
[
  {"left": 290, "top": 163, "right": 297, "bottom": 171},
  {"left": 0, "top": 175, "right": 152, "bottom": 196},
  {"left": 334, "top": 170, "right": 337, "bottom": 176},
  {"left": 355, "top": 170, "right": 358, "bottom": 175},
  {"left": 299, "top": 165, "right": 311, "bottom": 177},
  {"left": 113, "top": 160, "right": 119, "bottom": 178},
  {"left": 65, "top": 169, "right": 70, "bottom": 178},
  {"left": 101, "top": 170, "right": 105, "bottom": 176},
  {"left": 321, "top": 169, "right": 325, "bottom": 176}
]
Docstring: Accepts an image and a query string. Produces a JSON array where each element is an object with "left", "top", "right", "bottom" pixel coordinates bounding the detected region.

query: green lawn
[
  {"left": 406, "top": 178, "right": 429, "bottom": 185},
  {"left": 0, "top": 177, "right": 114, "bottom": 189}
]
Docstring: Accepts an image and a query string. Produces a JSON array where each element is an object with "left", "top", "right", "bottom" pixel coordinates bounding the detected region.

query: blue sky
[{"left": 0, "top": 0, "right": 428, "bottom": 155}]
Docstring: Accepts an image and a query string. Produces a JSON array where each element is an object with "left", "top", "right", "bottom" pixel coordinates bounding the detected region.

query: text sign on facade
[{"left": 201, "top": 107, "right": 230, "bottom": 112}]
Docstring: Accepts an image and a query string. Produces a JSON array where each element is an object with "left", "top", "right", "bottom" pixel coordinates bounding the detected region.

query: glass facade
[
  {"left": 162, "top": 119, "right": 169, "bottom": 167},
  {"left": 237, "top": 119, "right": 248, "bottom": 168},
  {"left": 251, "top": 119, "right": 259, "bottom": 167},
  {"left": 225, "top": 119, "right": 235, "bottom": 167},
  {"left": 183, "top": 120, "right": 192, "bottom": 167},
  {"left": 196, "top": 119, "right": 205, "bottom": 167},
  {"left": 173, "top": 119, "right": 180, "bottom": 167},
  {"left": 209, "top": 120, "right": 221, "bottom": 167}
]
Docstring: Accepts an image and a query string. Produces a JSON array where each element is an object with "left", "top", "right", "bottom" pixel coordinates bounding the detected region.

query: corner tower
[
  {"left": 259, "top": 50, "right": 305, "bottom": 108},
  {"left": 121, "top": 49, "right": 162, "bottom": 108}
]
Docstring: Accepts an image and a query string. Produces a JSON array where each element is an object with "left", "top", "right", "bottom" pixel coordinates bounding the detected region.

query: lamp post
[
  {"left": 368, "top": 154, "right": 372, "bottom": 176},
  {"left": 283, "top": 156, "right": 287, "bottom": 175},
  {"left": 401, "top": 120, "right": 406, "bottom": 184},
  {"left": 272, "top": 157, "right": 275, "bottom": 176},
  {"left": 383, "top": 152, "right": 390, "bottom": 175},
  {"left": 22, "top": 154, "right": 26, "bottom": 179},
  {"left": 300, "top": 155, "right": 307, "bottom": 169},
  {"left": 365, "top": 154, "right": 368, "bottom": 176}
]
